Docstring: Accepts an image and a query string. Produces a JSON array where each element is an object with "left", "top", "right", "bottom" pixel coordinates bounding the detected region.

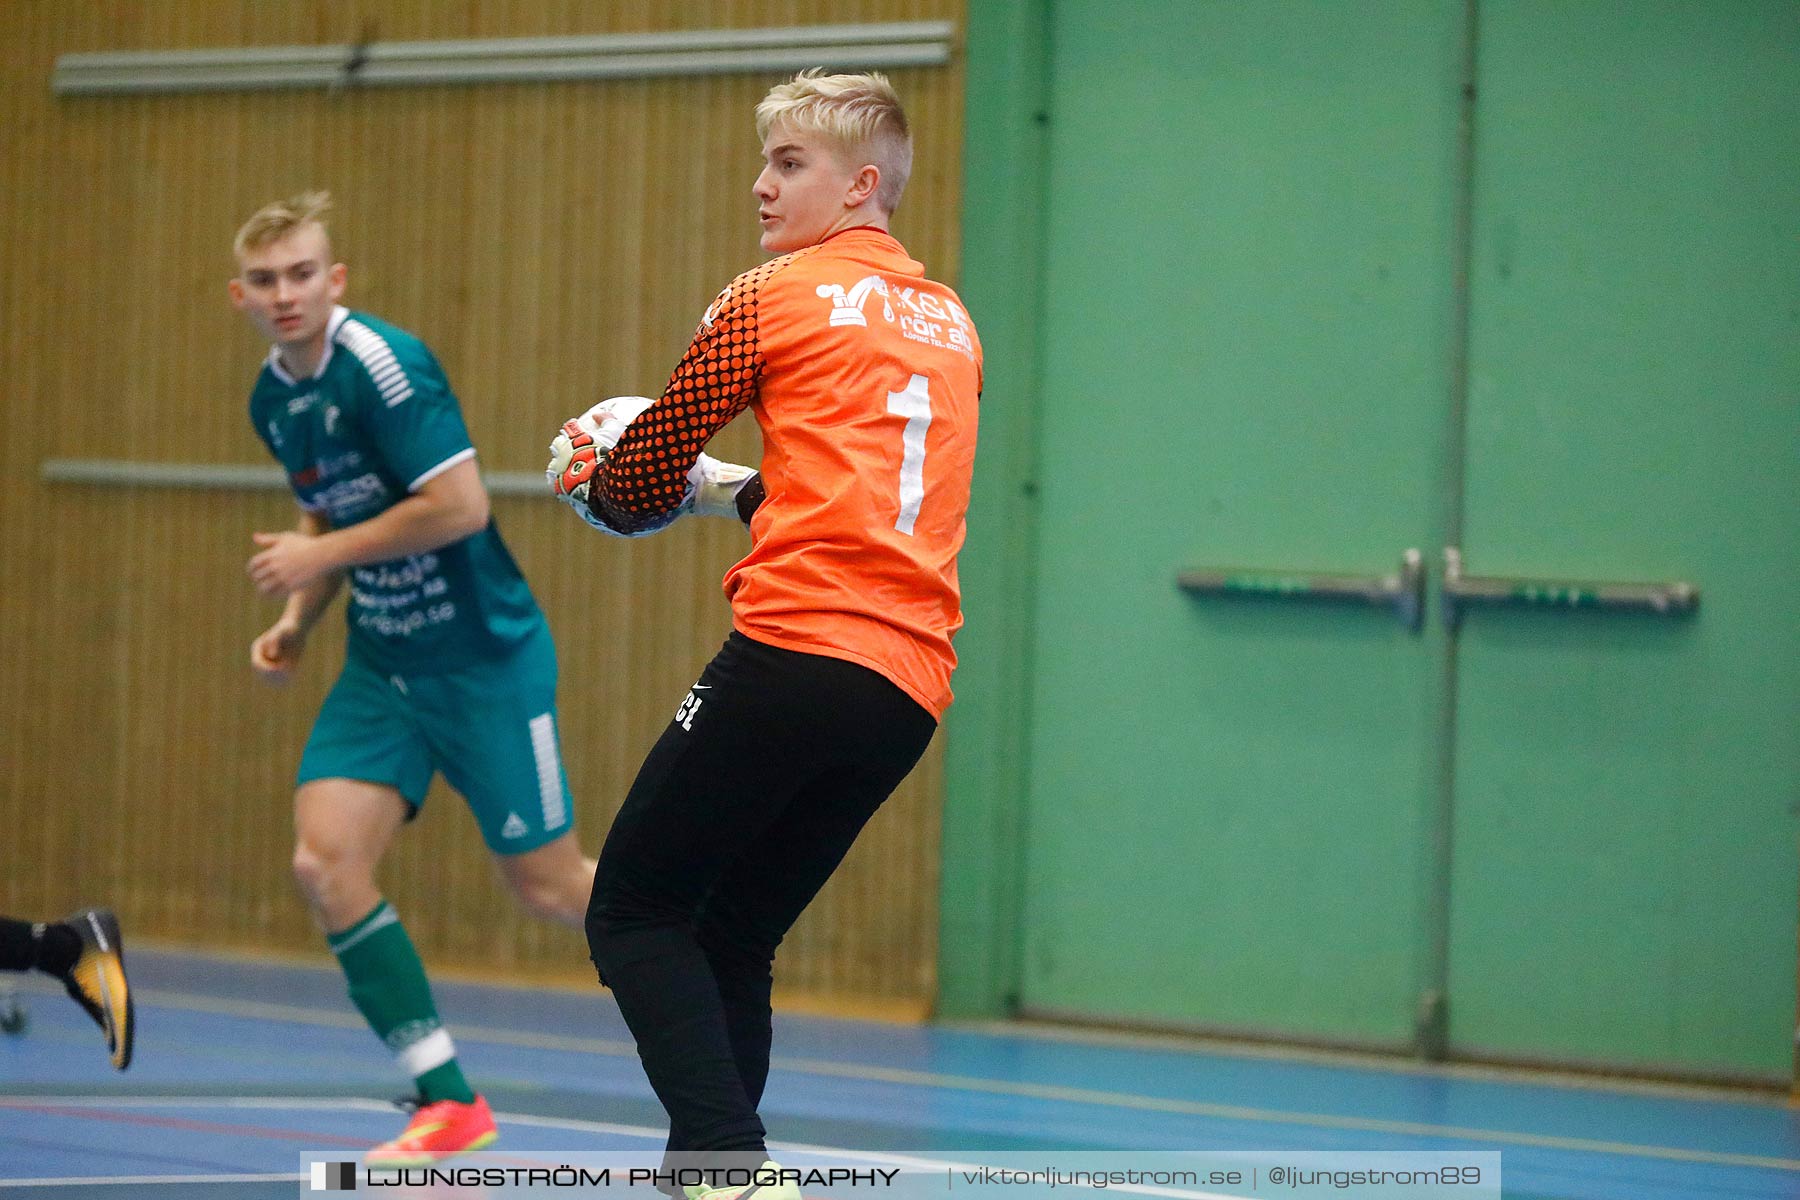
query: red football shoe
[{"left": 365, "top": 1094, "right": 498, "bottom": 1167}]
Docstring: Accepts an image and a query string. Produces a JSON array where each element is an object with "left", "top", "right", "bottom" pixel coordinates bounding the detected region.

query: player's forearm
[
  {"left": 594, "top": 422, "right": 710, "bottom": 527},
  {"left": 282, "top": 510, "right": 342, "bottom": 629},
  {"left": 595, "top": 306, "right": 759, "bottom": 523},
  {"left": 283, "top": 571, "right": 344, "bottom": 632},
  {"left": 586, "top": 450, "right": 762, "bottom": 535},
  {"left": 311, "top": 492, "right": 489, "bottom": 572}
]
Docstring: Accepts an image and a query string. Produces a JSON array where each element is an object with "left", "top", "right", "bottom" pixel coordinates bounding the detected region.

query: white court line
[
  {"left": 0, "top": 1097, "right": 376, "bottom": 1191},
  {"left": 949, "top": 1019, "right": 1795, "bottom": 1110},
  {"left": 9, "top": 1093, "right": 1795, "bottom": 1197},
  {"left": 23, "top": 969, "right": 1793, "bottom": 1109},
  {"left": 480, "top": 1112, "right": 1233, "bottom": 1198},
  {"left": 0, "top": 1173, "right": 303, "bottom": 1188},
  {"left": 0, "top": 1095, "right": 394, "bottom": 1111},
  {"left": 0, "top": 1098, "right": 1238, "bottom": 1200},
  {"left": 50, "top": 989, "right": 1800, "bottom": 1176}
]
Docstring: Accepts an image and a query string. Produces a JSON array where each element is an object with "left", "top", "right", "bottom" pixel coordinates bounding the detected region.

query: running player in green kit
[{"left": 230, "top": 191, "right": 586, "bottom": 1165}]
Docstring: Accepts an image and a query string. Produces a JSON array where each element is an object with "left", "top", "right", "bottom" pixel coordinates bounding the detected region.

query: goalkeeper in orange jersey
[{"left": 549, "top": 70, "right": 980, "bottom": 1200}]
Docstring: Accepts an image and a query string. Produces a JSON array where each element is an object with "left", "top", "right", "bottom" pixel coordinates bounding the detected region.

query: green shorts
[{"left": 297, "top": 625, "right": 575, "bottom": 855}]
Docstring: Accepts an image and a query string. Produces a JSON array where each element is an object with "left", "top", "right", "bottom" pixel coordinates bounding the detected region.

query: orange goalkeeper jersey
[{"left": 595, "top": 227, "right": 981, "bottom": 717}]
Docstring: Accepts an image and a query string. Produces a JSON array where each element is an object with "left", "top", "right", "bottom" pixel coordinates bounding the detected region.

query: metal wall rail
[
  {"left": 52, "top": 22, "right": 955, "bottom": 96},
  {"left": 40, "top": 458, "right": 552, "bottom": 499}
]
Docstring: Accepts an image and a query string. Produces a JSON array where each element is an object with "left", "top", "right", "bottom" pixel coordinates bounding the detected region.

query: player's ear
[
  {"left": 227, "top": 277, "right": 246, "bottom": 309},
  {"left": 847, "top": 163, "right": 880, "bottom": 208},
  {"left": 327, "top": 261, "right": 348, "bottom": 299}
]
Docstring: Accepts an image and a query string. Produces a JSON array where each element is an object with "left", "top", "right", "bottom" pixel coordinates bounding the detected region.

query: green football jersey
[{"left": 249, "top": 306, "right": 543, "bottom": 674}]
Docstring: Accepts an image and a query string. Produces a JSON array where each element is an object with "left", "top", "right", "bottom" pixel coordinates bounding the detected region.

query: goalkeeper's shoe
[
  {"left": 366, "top": 1094, "right": 497, "bottom": 1167},
  {"left": 58, "top": 908, "right": 134, "bottom": 1070},
  {"left": 690, "top": 1161, "right": 801, "bottom": 1200}
]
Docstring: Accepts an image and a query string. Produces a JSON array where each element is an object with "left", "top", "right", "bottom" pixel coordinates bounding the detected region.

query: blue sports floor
[{"left": 0, "top": 948, "right": 1794, "bottom": 1198}]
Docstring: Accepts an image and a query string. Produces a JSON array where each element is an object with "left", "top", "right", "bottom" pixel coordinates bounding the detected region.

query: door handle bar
[
  {"left": 1442, "top": 547, "right": 1699, "bottom": 629},
  {"left": 1176, "top": 548, "right": 1424, "bottom": 632}
]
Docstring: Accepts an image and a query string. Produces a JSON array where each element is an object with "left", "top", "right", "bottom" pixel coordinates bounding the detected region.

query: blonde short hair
[
  {"left": 755, "top": 70, "right": 913, "bottom": 213},
  {"left": 234, "top": 190, "right": 334, "bottom": 258}
]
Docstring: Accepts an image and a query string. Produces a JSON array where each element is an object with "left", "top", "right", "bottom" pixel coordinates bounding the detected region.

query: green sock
[{"left": 328, "top": 900, "right": 475, "bottom": 1105}]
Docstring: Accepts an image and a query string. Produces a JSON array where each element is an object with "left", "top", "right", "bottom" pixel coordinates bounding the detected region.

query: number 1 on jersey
[{"left": 887, "top": 374, "right": 932, "bottom": 535}]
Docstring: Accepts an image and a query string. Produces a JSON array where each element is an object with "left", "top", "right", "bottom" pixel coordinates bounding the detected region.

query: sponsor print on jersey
[
  {"left": 815, "top": 276, "right": 895, "bottom": 327},
  {"left": 349, "top": 554, "right": 456, "bottom": 640},
  {"left": 890, "top": 282, "right": 977, "bottom": 356},
  {"left": 306, "top": 472, "right": 392, "bottom": 524},
  {"left": 291, "top": 450, "right": 366, "bottom": 490},
  {"left": 814, "top": 275, "right": 976, "bottom": 358},
  {"left": 353, "top": 602, "right": 457, "bottom": 639}
]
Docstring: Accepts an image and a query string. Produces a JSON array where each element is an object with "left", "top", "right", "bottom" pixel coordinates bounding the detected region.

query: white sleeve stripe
[
  {"left": 337, "top": 318, "right": 418, "bottom": 407},
  {"left": 408, "top": 447, "right": 476, "bottom": 491}
]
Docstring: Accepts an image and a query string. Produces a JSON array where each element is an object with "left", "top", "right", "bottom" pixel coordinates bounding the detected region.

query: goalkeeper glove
[{"left": 547, "top": 397, "right": 757, "bottom": 536}]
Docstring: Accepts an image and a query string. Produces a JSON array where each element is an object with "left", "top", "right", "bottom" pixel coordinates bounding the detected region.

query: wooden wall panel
[{"left": 0, "top": 0, "right": 963, "bottom": 1013}]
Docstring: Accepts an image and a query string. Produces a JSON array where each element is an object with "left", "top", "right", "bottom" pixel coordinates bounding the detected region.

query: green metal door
[
  {"left": 1444, "top": 1, "right": 1800, "bottom": 1079},
  {"left": 963, "top": 0, "right": 1800, "bottom": 1075},
  {"left": 1014, "top": 1, "right": 1465, "bottom": 1045}
]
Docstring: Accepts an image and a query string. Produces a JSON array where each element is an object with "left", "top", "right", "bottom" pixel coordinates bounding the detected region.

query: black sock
[
  {"left": 0, "top": 918, "right": 34, "bottom": 972},
  {"left": 0, "top": 918, "right": 81, "bottom": 977},
  {"left": 35, "top": 922, "right": 81, "bottom": 977}
]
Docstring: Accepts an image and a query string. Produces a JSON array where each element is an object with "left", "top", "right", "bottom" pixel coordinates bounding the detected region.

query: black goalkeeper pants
[{"left": 585, "top": 631, "right": 936, "bottom": 1161}]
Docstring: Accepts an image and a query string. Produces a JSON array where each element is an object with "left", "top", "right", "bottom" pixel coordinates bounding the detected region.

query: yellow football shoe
[{"left": 59, "top": 908, "right": 134, "bottom": 1070}]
